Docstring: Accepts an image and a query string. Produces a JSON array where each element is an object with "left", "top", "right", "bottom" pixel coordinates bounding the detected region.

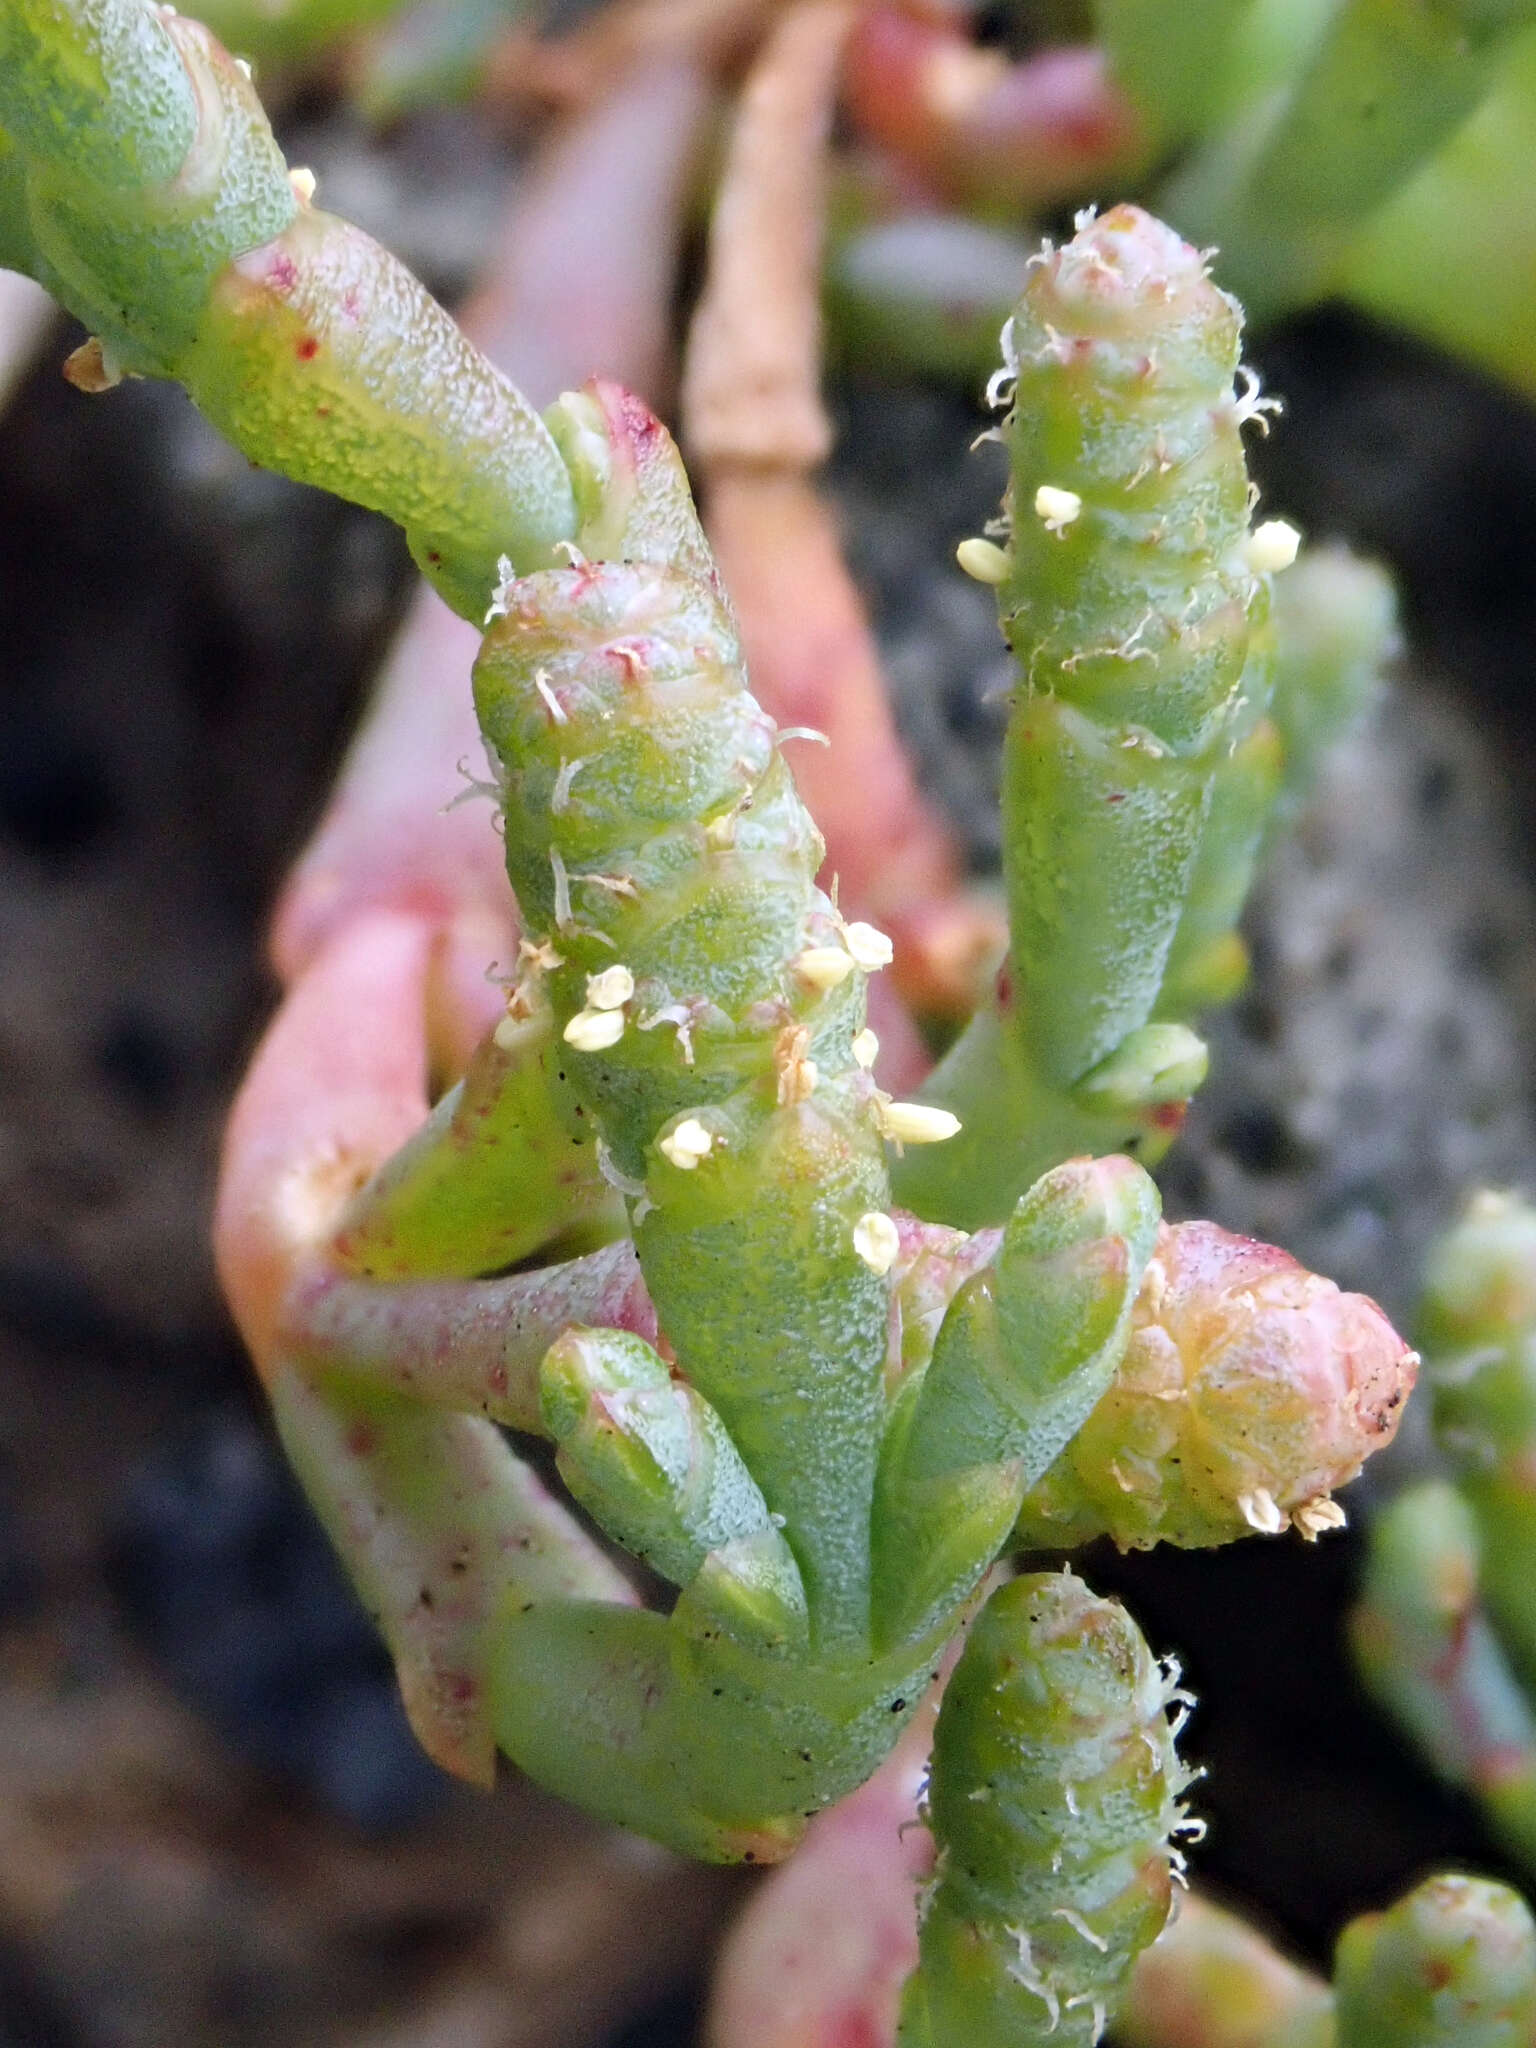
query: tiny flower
[
  {"left": 564, "top": 1007, "right": 625, "bottom": 1052},
  {"left": 658, "top": 1117, "right": 714, "bottom": 1170},
  {"left": 1034, "top": 484, "right": 1083, "bottom": 534},
  {"left": 853, "top": 1212, "right": 901, "bottom": 1276},
  {"left": 483, "top": 553, "right": 516, "bottom": 625},
  {"left": 1014, "top": 1219, "right": 1417, "bottom": 1551},
  {"left": 585, "top": 964, "right": 635, "bottom": 1010},
  {"left": 793, "top": 945, "right": 855, "bottom": 991}
]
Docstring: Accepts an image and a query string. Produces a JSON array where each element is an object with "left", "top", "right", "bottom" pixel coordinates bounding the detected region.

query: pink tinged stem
[
  {"left": 282, "top": 1238, "right": 658, "bottom": 1434},
  {"left": 266, "top": 1356, "right": 636, "bottom": 1789},
  {"left": 215, "top": 909, "right": 438, "bottom": 1372}
]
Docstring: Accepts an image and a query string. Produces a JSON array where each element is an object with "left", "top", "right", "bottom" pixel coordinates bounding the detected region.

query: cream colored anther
[
  {"left": 658, "top": 1118, "right": 714, "bottom": 1171},
  {"left": 878, "top": 1101, "right": 962, "bottom": 1146},
  {"left": 1244, "top": 519, "right": 1300, "bottom": 575},
  {"left": 564, "top": 1008, "right": 625, "bottom": 1052},
  {"left": 956, "top": 537, "right": 1012, "bottom": 585},
  {"left": 585, "top": 965, "right": 635, "bottom": 1010},
  {"left": 853, "top": 1212, "right": 901, "bottom": 1276},
  {"left": 1034, "top": 484, "right": 1083, "bottom": 534},
  {"left": 793, "top": 946, "right": 855, "bottom": 991},
  {"left": 841, "top": 921, "right": 893, "bottom": 973}
]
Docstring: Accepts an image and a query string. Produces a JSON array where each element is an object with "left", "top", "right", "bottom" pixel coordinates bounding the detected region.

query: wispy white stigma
[
  {"left": 1245, "top": 519, "right": 1300, "bottom": 575},
  {"left": 842, "top": 921, "right": 894, "bottom": 973},
  {"left": 483, "top": 554, "right": 516, "bottom": 625},
  {"left": 879, "top": 1101, "right": 962, "bottom": 1145},
  {"left": 853, "top": 1212, "right": 901, "bottom": 1276},
  {"left": 956, "top": 537, "right": 1012, "bottom": 585},
  {"left": 793, "top": 945, "right": 856, "bottom": 991},
  {"left": 1238, "top": 1487, "right": 1285, "bottom": 1536},
  {"left": 564, "top": 1007, "right": 625, "bottom": 1052},
  {"left": 851, "top": 1028, "right": 880, "bottom": 1070},
  {"left": 585, "top": 964, "right": 635, "bottom": 1011},
  {"left": 1034, "top": 484, "right": 1083, "bottom": 535},
  {"left": 534, "top": 668, "right": 568, "bottom": 724},
  {"left": 658, "top": 1118, "right": 715, "bottom": 1171}
]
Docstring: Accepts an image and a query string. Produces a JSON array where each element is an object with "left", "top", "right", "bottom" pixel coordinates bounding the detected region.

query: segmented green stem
[
  {"left": 898, "top": 204, "right": 1285, "bottom": 1230},
  {"left": 898, "top": 1570, "right": 1194, "bottom": 2046},
  {"left": 0, "top": 0, "right": 576, "bottom": 613},
  {"left": 1335, "top": 1874, "right": 1536, "bottom": 2048}
]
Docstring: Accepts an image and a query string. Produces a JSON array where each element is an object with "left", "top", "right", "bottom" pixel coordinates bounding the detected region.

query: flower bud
[{"left": 1015, "top": 1221, "right": 1417, "bottom": 1549}]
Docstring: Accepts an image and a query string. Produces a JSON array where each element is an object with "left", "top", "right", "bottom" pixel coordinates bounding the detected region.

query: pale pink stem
[
  {"left": 283, "top": 1238, "right": 658, "bottom": 1430},
  {"left": 216, "top": 909, "right": 436, "bottom": 1370},
  {"left": 0, "top": 270, "right": 54, "bottom": 411}
]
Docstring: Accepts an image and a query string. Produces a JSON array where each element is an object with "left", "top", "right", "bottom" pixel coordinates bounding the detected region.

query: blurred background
[{"left": 6, "top": 2, "right": 1536, "bottom": 2041}]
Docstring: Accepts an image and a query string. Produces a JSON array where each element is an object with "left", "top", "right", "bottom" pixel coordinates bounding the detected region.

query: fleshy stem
[
  {"left": 1355, "top": 1190, "right": 1536, "bottom": 1881},
  {"left": 897, "top": 204, "right": 1289, "bottom": 1230},
  {"left": 0, "top": 0, "right": 576, "bottom": 616}
]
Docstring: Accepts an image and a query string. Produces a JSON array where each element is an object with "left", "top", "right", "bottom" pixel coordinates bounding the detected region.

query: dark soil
[{"left": 5, "top": 93, "right": 1536, "bottom": 2047}]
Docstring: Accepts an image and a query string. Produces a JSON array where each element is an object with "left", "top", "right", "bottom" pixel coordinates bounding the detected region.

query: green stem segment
[
  {"left": 899, "top": 204, "right": 1285, "bottom": 1229},
  {"left": 0, "top": 0, "right": 575, "bottom": 614}
]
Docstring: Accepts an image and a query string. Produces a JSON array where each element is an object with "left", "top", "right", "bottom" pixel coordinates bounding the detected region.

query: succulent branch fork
[{"left": 1, "top": 2, "right": 1419, "bottom": 2036}]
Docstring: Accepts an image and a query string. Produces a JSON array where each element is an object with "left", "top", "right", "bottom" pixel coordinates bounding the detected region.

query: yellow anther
[
  {"left": 956, "top": 537, "right": 1012, "bottom": 585},
  {"left": 1244, "top": 519, "right": 1300, "bottom": 575},
  {"left": 288, "top": 166, "right": 317, "bottom": 205},
  {"left": 841, "top": 921, "right": 894, "bottom": 973},
  {"left": 704, "top": 810, "right": 737, "bottom": 849},
  {"left": 853, "top": 1212, "right": 901, "bottom": 1276},
  {"left": 585, "top": 964, "right": 635, "bottom": 1011},
  {"left": 793, "top": 945, "right": 855, "bottom": 991},
  {"left": 851, "top": 1028, "right": 880, "bottom": 1070},
  {"left": 658, "top": 1118, "right": 714, "bottom": 1171},
  {"left": 1034, "top": 484, "right": 1083, "bottom": 534},
  {"left": 564, "top": 1007, "right": 625, "bottom": 1053}
]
